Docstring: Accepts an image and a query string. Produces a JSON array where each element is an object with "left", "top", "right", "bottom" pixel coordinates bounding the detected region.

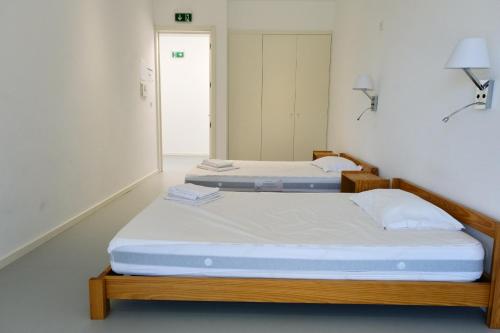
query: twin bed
[
  {"left": 185, "top": 153, "right": 378, "bottom": 192},
  {"left": 108, "top": 191, "right": 483, "bottom": 282},
  {"left": 89, "top": 153, "right": 500, "bottom": 328}
]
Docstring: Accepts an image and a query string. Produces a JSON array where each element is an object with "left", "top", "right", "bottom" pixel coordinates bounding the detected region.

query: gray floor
[{"left": 0, "top": 156, "right": 495, "bottom": 333}]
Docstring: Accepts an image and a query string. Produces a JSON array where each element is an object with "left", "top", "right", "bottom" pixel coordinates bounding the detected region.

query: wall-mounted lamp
[
  {"left": 442, "top": 37, "right": 495, "bottom": 122},
  {"left": 353, "top": 75, "right": 378, "bottom": 120}
]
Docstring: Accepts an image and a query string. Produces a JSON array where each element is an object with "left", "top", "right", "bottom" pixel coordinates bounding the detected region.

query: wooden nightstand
[
  {"left": 312, "top": 150, "right": 336, "bottom": 160},
  {"left": 340, "top": 172, "right": 390, "bottom": 193}
]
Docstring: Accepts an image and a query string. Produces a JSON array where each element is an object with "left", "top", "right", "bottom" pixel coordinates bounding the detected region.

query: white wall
[
  {"left": 330, "top": 0, "right": 500, "bottom": 259},
  {"left": 0, "top": 0, "right": 158, "bottom": 264},
  {"left": 228, "top": 0, "right": 336, "bottom": 31},
  {"left": 153, "top": 0, "right": 228, "bottom": 158},
  {"left": 160, "top": 34, "right": 210, "bottom": 156}
]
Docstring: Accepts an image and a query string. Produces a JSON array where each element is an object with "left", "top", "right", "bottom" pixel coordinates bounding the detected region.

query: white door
[
  {"left": 261, "top": 35, "right": 297, "bottom": 161},
  {"left": 159, "top": 33, "right": 211, "bottom": 156},
  {"left": 293, "top": 34, "right": 331, "bottom": 161},
  {"left": 228, "top": 33, "right": 263, "bottom": 160}
]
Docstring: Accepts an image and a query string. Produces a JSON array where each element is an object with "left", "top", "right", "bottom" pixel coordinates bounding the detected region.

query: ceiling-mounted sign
[
  {"left": 175, "top": 13, "right": 192, "bottom": 23},
  {"left": 172, "top": 51, "right": 184, "bottom": 58}
]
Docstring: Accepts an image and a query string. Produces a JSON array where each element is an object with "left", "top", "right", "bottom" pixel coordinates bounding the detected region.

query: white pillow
[
  {"left": 311, "top": 156, "right": 362, "bottom": 173},
  {"left": 350, "top": 189, "right": 464, "bottom": 231}
]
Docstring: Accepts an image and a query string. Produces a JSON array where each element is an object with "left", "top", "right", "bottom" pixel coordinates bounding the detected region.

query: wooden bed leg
[
  {"left": 89, "top": 276, "right": 110, "bottom": 320},
  {"left": 487, "top": 226, "right": 500, "bottom": 328}
]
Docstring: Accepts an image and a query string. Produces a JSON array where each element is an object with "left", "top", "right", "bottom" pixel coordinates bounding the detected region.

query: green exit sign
[
  {"left": 172, "top": 51, "right": 184, "bottom": 58},
  {"left": 175, "top": 13, "right": 192, "bottom": 23}
]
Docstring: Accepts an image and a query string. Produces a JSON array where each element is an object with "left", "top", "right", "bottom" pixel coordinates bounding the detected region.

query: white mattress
[
  {"left": 185, "top": 160, "right": 341, "bottom": 192},
  {"left": 109, "top": 192, "right": 484, "bottom": 282}
]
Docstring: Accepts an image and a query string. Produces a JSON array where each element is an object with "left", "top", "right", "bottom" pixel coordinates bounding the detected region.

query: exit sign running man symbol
[{"left": 175, "top": 13, "right": 192, "bottom": 23}]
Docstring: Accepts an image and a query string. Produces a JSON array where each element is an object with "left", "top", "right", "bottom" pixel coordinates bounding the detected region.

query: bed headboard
[
  {"left": 339, "top": 153, "right": 379, "bottom": 175},
  {"left": 392, "top": 178, "right": 497, "bottom": 237}
]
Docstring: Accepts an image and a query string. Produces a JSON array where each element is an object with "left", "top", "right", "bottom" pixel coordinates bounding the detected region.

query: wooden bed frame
[
  {"left": 314, "top": 150, "right": 379, "bottom": 175},
  {"left": 338, "top": 152, "right": 379, "bottom": 175},
  {"left": 89, "top": 178, "right": 500, "bottom": 328}
]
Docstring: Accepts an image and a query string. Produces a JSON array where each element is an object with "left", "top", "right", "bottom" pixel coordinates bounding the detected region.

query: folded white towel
[
  {"left": 197, "top": 164, "right": 239, "bottom": 172},
  {"left": 202, "top": 159, "right": 234, "bottom": 168},
  {"left": 166, "top": 192, "right": 222, "bottom": 206},
  {"left": 168, "top": 183, "right": 220, "bottom": 201}
]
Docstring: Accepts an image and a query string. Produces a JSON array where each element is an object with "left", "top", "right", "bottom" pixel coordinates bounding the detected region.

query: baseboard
[{"left": 0, "top": 169, "right": 159, "bottom": 271}]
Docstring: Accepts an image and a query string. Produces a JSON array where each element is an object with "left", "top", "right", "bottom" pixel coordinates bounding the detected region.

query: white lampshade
[
  {"left": 353, "top": 75, "right": 374, "bottom": 91},
  {"left": 446, "top": 38, "right": 491, "bottom": 69}
]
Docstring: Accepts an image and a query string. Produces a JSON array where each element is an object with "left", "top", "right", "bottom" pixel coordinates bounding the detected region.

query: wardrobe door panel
[
  {"left": 293, "top": 35, "right": 331, "bottom": 161},
  {"left": 261, "top": 35, "right": 297, "bottom": 161},
  {"left": 228, "top": 33, "right": 263, "bottom": 160}
]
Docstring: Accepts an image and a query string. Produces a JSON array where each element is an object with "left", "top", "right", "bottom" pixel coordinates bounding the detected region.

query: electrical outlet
[{"left": 474, "top": 80, "right": 494, "bottom": 110}]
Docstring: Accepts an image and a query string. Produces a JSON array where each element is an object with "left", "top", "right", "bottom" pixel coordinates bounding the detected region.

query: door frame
[{"left": 154, "top": 26, "right": 216, "bottom": 172}]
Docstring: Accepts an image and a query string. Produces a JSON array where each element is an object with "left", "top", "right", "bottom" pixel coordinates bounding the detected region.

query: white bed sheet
[
  {"left": 184, "top": 160, "right": 341, "bottom": 192},
  {"left": 109, "top": 192, "right": 484, "bottom": 281}
]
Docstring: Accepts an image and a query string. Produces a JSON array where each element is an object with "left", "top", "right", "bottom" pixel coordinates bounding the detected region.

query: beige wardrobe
[{"left": 229, "top": 32, "right": 331, "bottom": 161}]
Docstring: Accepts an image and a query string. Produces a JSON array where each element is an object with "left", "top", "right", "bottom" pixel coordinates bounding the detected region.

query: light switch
[{"left": 140, "top": 81, "right": 148, "bottom": 98}]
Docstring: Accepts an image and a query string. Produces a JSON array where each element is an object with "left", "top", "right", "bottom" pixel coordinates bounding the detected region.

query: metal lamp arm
[
  {"left": 361, "top": 90, "right": 373, "bottom": 99},
  {"left": 442, "top": 101, "right": 485, "bottom": 123},
  {"left": 357, "top": 107, "right": 372, "bottom": 121},
  {"left": 463, "top": 68, "right": 490, "bottom": 90},
  {"left": 361, "top": 89, "right": 378, "bottom": 112}
]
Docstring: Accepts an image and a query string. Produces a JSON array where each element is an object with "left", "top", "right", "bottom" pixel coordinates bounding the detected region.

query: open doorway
[{"left": 157, "top": 31, "right": 214, "bottom": 171}]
